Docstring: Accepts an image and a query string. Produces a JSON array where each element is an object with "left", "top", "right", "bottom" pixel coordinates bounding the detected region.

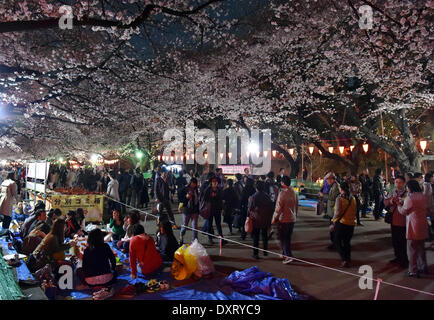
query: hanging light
[
  {"left": 157, "top": 155, "right": 161, "bottom": 161},
  {"left": 289, "top": 148, "right": 294, "bottom": 155},
  {"left": 181, "top": 155, "right": 184, "bottom": 161},
  {"left": 420, "top": 140, "right": 427, "bottom": 153},
  {"left": 186, "top": 154, "right": 190, "bottom": 160},
  {"left": 263, "top": 150, "right": 268, "bottom": 157},
  {"left": 272, "top": 150, "right": 277, "bottom": 157},
  {"left": 339, "top": 146, "right": 345, "bottom": 154},
  {"left": 228, "top": 152, "right": 232, "bottom": 159},
  {"left": 328, "top": 147, "right": 334, "bottom": 153},
  {"left": 191, "top": 153, "right": 195, "bottom": 160},
  {"left": 350, "top": 145, "right": 355, "bottom": 152},
  {"left": 204, "top": 152, "right": 208, "bottom": 159},
  {"left": 362, "top": 143, "right": 369, "bottom": 153},
  {"left": 175, "top": 155, "right": 178, "bottom": 161},
  {"left": 219, "top": 153, "right": 224, "bottom": 160},
  {"left": 246, "top": 151, "right": 250, "bottom": 157},
  {"left": 170, "top": 156, "right": 174, "bottom": 162},
  {"left": 319, "top": 149, "right": 322, "bottom": 155},
  {"left": 308, "top": 146, "right": 314, "bottom": 154}
]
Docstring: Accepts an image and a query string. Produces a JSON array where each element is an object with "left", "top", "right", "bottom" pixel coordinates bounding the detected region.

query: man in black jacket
[
  {"left": 117, "top": 168, "right": 130, "bottom": 214},
  {"left": 359, "top": 168, "right": 372, "bottom": 218},
  {"left": 155, "top": 169, "right": 179, "bottom": 229},
  {"left": 372, "top": 168, "right": 385, "bottom": 220}
]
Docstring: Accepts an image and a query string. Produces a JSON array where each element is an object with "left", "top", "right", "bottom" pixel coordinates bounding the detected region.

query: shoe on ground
[
  {"left": 252, "top": 254, "right": 260, "bottom": 260},
  {"left": 283, "top": 257, "right": 294, "bottom": 265},
  {"left": 407, "top": 272, "right": 420, "bottom": 278},
  {"left": 341, "top": 261, "right": 351, "bottom": 268}
]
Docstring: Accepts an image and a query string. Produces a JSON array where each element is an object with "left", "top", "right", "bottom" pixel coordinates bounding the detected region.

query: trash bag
[
  {"left": 188, "top": 239, "right": 214, "bottom": 277},
  {"left": 171, "top": 244, "right": 193, "bottom": 280},
  {"left": 220, "top": 266, "right": 270, "bottom": 290}
]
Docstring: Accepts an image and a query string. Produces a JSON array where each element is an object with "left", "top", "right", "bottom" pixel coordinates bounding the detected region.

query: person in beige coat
[
  {"left": 272, "top": 176, "right": 298, "bottom": 265},
  {"left": 398, "top": 180, "right": 429, "bottom": 277},
  {"left": 0, "top": 172, "right": 18, "bottom": 230}
]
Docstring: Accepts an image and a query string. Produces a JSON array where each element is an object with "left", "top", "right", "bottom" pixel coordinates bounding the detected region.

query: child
[{"left": 156, "top": 219, "right": 179, "bottom": 262}]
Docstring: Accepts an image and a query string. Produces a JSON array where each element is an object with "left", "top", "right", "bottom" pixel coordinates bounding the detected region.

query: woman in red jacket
[{"left": 129, "top": 224, "right": 163, "bottom": 279}]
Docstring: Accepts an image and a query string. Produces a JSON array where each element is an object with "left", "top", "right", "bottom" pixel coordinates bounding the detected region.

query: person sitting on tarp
[
  {"left": 29, "top": 218, "right": 76, "bottom": 273},
  {"left": 46, "top": 208, "right": 62, "bottom": 229},
  {"left": 76, "top": 228, "right": 117, "bottom": 289},
  {"left": 22, "top": 221, "right": 51, "bottom": 256},
  {"left": 117, "top": 210, "right": 140, "bottom": 254},
  {"left": 13, "top": 202, "right": 28, "bottom": 223},
  {"left": 129, "top": 224, "right": 163, "bottom": 279},
  {"left": 20, "top": 200, "right": 45, "bottom": 239},
  {"left": 65, "top": 210, "right": 81, "bottom": 239},
  {"left": 155, "top": 219, "right": 179, "bottom": 263},
  {"left": 104, "top": 209, "right": 126, "bottom": 244},
  {"left": 21, "top": 209, "right": 47, "bottom": 240}
]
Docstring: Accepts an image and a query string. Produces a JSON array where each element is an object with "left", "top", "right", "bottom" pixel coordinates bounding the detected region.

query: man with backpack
[{"left": 130, "top": 168, "right": 144, "bottom": 209}]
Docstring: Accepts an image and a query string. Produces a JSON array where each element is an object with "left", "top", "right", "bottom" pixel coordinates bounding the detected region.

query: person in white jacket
[
  {"left": 106, "top": 171, "right": 120, "bottom": 213},
  {"left": 0, "top": 172, "right": 18, "bottom": 230}
]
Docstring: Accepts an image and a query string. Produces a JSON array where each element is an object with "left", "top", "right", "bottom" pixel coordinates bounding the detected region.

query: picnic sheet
[{"left": 57, "top": 242, "right": 304, "bottom": 300}]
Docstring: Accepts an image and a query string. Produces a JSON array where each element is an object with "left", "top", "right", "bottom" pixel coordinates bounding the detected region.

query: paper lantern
[
  {"left": 308, "top": 146, "right": 314, "bottom": 154},
  {"left": 339, "top": 146, "right": 345, "bottom": 154},
  {"left": 289, "top": 148, "right": 294, "bottom": 155},
  {"left": 350, "top": 145, "right": 355, "bottom": 152},
  {"left": 272, "top": 150, "right": 277, "bottom": 157},
  {"left": 362, "top": 143, "right": 369, "bottom": 153},
  {"left": 420, "top": 140, "right": 427, "bottom": 153},
  {"left": 328, "top": 147, "right": 334, "bottom": 153}
]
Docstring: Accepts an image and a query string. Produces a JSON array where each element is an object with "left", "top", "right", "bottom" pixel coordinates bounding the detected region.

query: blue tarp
[
  {"left": 0, "top": 237, "right": 34, "bottom": 281},
  {"left": 299, "top": 199, "right": 318, "bottom": 208}
]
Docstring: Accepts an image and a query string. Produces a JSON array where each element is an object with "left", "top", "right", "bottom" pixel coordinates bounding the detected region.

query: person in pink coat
[{"left": 397, "top": 180, "right": 429, "bottom": 277}]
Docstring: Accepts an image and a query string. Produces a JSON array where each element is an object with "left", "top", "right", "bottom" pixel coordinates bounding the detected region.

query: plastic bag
[
  {"left": 171, "top": 244, "right": 193, "bottom": 280},
  {"left": 188, "top": 239, "right": 215, "bottom": 277}
]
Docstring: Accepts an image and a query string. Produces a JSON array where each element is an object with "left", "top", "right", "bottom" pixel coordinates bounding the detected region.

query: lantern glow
[
  {"left": 362, "top": 143, "right": 369, "bottom": 153},
  {"left": 308, "top": 146, "right": 314, "bottom": 154},
  {"left": 339, "top": 146, "right": 344, "bottom": 154},
  {"left": 420, "top": 140, "right": 427, "bottom": 153}
]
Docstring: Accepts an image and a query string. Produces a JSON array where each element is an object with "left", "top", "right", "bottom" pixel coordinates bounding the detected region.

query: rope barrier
[{"left": 22, "top": 189, "right": 434, "bottom": 298}]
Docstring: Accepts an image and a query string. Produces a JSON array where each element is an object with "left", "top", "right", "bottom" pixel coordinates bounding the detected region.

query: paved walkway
[{"left": 138, "top": 202, "right": 434, "bottom": 300}]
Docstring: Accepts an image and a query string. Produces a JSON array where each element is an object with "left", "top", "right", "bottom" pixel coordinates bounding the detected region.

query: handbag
[
  {"left": 199, "top": 201, "right": 211, "bottom": 220},
  {"left": 329, "top": 196, "right": 353, "bottom": 232},
  {"left": 244, "top": 216, "right": 253, "bottom": 234}
]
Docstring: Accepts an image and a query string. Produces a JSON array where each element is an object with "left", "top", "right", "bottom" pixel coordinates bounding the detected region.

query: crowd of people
[{"left": 0, "top": 164, "right": 433, "bottom": 299}]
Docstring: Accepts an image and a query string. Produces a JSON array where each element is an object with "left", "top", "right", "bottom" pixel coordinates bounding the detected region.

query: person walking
[
  {"left": 178, "top": 178, "right": 199, "bottom": 244},
  {"left": 384, "top": 175, "right": 408, "bottom": 268},
  {"left": 359, "top": 168, "right": 372, "bottom": 218},
  {"left": 372, "top": 168, "right": 385, "bottom": 220},
  {"left": 326, "top": 172, "right": 341, "bottom": 250},
  {"left": 331, "top": 182, "right": 357, "bottom": 268},
  {"left": 398, "top": 180, "right": 429, "bottom": 277},
  {"left": 155, "top": 168, "right": 179, "bottom": 229},
  {"left": 106, "top": 171, "right": 120, "bottom": 213},
  {"left": 222, "top": 179, "right": 239, "bottom": 235},
  {"left": 232, "top": 173, "right": 244, "bottom": 232},
  {"left": 240, "top": 177, "right": 256, "bottom": 240},
  {"left": 272, "top": 176, "right": 298, "bottom": 264},
  {"left": 203, "top": 176, "right": 226, "bottom": 245},
  {"left": 130, "top": 168, "right": 144, "bottom": 208},
  {"left": 248, "top": 181, "right": 274, "bottom": 259},
  {"left": 350, "top": 174, "right": 363, "bottom": 226}
]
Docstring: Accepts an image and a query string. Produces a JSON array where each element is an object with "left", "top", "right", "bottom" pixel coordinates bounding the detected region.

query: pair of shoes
[
  {"left": 252, "top": 254, "right": 260, "bottom": 260},
  {"left": 407, "top": 272, "right": 420, "bottom": 278},
  {"left": 341, "top": 261, "right": 351, "bottom": 268},
  {"left": 93, "top": 287, "right": 115, "bottom": 300},
  {"left": 282, "top": 257, "right": 294, "bottom": 265}
]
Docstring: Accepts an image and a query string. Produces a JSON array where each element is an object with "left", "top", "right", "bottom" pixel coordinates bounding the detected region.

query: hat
[{"left": 325, "top": 172, "right": 336, "bottom": 179}]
